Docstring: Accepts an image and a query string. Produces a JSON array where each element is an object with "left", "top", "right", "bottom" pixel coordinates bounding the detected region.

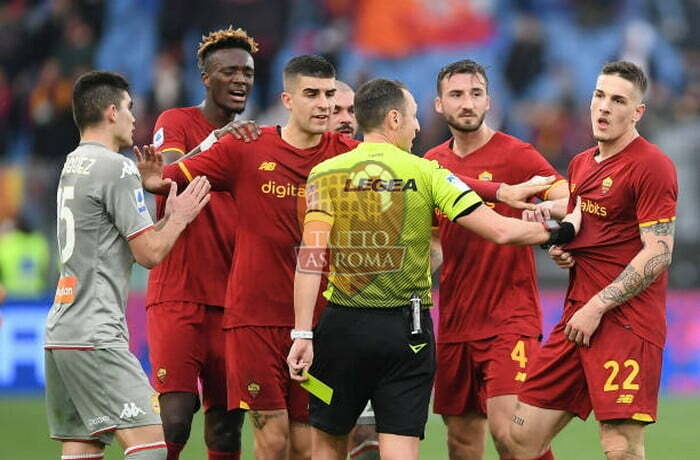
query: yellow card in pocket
[{"left": 300, "top": 371, "right": 333, "bottom": 405}]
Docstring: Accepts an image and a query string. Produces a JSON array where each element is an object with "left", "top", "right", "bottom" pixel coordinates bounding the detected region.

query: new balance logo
[
  {"left": 616, "top": 394, "right": 635, "bottom": 404},
  {"left": 409, "top": 343, "right": 427, "bottom": 354},
  {"left": 259, "top": 161, "right": 276, "bottom": 171},
  {"left": 120, "top": 402, "right": 146, "bottom": 419}
]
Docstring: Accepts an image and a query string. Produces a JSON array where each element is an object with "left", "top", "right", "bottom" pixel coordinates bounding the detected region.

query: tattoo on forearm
[
  {"left": 641, "top": 221, "right": 675, "bottom": 237},
  {"left": 643, "top": 240, "right": 672, "bottom": 279},
  {"left": 598, "top": 240, "right": 671, "bottom": 306},
  {"left": 512, "top": 415, "right": 525, "bottom": 426}
]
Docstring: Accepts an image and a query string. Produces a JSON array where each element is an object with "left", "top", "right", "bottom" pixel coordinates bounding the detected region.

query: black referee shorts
[{"left": 309, "top": 303, "right": 435, "bottom": 438}]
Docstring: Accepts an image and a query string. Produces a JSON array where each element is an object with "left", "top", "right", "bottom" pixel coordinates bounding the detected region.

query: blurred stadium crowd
[{"left": 0, "top": 0, "right": 698, "bottom": 298}]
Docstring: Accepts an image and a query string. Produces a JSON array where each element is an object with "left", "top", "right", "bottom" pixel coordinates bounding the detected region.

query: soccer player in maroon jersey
[
  {"left": 139, "top": 55, "right": 357, "bottom": 460},
  {"left": 508, "top": 61, "right": 677, "bottom": 460},
  {"left": 424, "top": 59, "right": 569, "bottom": 460},
  {"left": 146, "top": 27, "right": 259, "bottom": 460}
]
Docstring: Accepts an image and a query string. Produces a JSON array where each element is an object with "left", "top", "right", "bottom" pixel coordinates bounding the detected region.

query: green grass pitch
[{"left": 2, "top": 396, "right": 698, "bottom": 458}]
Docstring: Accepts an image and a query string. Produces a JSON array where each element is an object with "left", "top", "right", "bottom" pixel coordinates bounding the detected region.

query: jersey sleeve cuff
[
  {"left": 639, "top": 216, "right": 675, "bottom": 228},
  {"left": 158, "top": 147, "right": 185, "bottom": 156},
  {"left": 305, "top": 210, "right": 334, "bottom": 226},
  {"left": 127, "top": 224, "right": 153, "bottom": 240},
  {"left": 543, "top": 179, "right": 567, "bottom": 201}
]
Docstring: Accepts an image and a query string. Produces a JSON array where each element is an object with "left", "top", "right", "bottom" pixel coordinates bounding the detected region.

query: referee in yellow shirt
[{"left": 287, "top": 79, "right": 581, "bottom": 459}]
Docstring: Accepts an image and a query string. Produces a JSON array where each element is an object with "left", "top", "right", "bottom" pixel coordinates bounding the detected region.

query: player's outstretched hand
[
  {"left": 214, "top": 119, "right": 262, "bottom": 143},
  {"left": 547, "top": 245, "right": 575, "bottom": 268},
  {"left": 134, "top": 144, "right": 171, "bottom": 193},
  {"left": 565, "top": 301, "right": 604, "bottom": 346},
  {"left": 287, "top": 339, "right": 313, "bottom": 382},
  {"left": 562, "top": 196, "right": 582, "bottom": 234},
  {"left": 522, "top": 200, "right": 553, "bottom": 223},
  {"left": 165, "top": 176, "right": 211, "bottom": 226},
  {"left": 496, "top": 175, "right": 555, "bottom": 211}
]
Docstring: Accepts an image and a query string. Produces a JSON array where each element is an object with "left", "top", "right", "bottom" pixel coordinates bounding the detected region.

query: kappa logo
[
  {"left": 258, "top": 161, "right": 277, "bottom": 171},
  {"left": 601, "top": 176, "right": 614, "bottom": 194},
  {"left": 121, "top": 160, "right": 139, "bottom": 179},
  {"left": 120, "top": 402, "right": 146, "bottom": 419}
]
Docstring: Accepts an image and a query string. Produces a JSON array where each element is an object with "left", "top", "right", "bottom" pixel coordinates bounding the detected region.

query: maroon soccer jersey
[
  {"left": 164, "top": 126, "right": 359, "bottom": 328},
  {"left": 564, "top": 136, "right": 677, "bottom": 348},
  {"left": 425, "top": 132, "right": 565, "bottom": 342},
  {"left": 146, "top": 107, "right": 236, "bottom": 307}
]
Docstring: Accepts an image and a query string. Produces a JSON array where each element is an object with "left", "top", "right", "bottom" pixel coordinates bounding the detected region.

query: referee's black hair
[
  {"left": 72, "top": 71, "right": 130, "bottom": 132},
  {"left": 355, "top": 79, "right": 408, "bottom": 133}
]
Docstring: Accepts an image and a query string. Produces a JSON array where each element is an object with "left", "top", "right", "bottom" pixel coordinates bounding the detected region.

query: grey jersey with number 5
[{"left": 45, "top": 142, "right": 154, "bottom": 349}]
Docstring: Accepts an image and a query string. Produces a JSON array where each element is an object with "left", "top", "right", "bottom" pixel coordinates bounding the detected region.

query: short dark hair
[
  {"left": 197, "top": 26, "right": 259, "bottom": 71},
  {"left": 355, "top": 79, "right": 407, "bottom": 133},
  {"left": 283, "top": 55, "right": 335, "bottom": 84},
  {"left": 436, "top": 59, "right": 488, "bottom": 95},
  {"left": 72, "top": 71, "right": 130, "bottom": 131},
  {"left": 601, "top": 60, "right": 648, "bottom": 97}
]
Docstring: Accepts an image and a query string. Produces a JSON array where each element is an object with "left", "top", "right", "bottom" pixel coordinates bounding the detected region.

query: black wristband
[{"left": 545, "top": 222, "right": 575, "bottom": 246}]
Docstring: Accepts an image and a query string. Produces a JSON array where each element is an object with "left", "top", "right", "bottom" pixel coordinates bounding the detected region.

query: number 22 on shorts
[{"left": 603, "top": 359, "right": 641, "bottom": 391}]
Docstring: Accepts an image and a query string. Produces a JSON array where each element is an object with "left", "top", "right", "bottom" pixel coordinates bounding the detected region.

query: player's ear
[
  {"left": 281, "top": 91, "right": 293, "bottom": 110},
  {"left": 387, "top": 109, "right": 400, "bottom": 130},
  {"left": 106, "top": 104, "right": 118, "bottom": 124},
  {"left": 434, "top": 96, "right": 443, "bottom": 114},
  {"left": 201, "top": 71, "right": 210, "bottom": 89},
  {"left": 632, "top": 103, "right": 646, "bottom": 124}
]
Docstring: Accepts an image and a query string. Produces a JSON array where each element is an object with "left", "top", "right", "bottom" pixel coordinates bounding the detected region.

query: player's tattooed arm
[
  {"left": 565, "top": 221, "right": 674, "bottom": 346},
  {"left": 597, "top": 222, "right": 674, "bottom": 306}
]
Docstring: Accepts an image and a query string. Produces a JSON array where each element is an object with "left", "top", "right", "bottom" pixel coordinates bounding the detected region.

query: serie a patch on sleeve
[
  {"left": 153, "top": 127, "right": 164, "bottom": 148},
  {"left": 445, "top": 173, "right": 469, "bottom": 192},
  {"left": 134, "top": 188, "right": 148, "bottom": 214}
]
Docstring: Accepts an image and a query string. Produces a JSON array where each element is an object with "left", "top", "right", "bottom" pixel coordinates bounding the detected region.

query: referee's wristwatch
[{"left": 290, "top": 329, "right": 313, "bottom": 340}]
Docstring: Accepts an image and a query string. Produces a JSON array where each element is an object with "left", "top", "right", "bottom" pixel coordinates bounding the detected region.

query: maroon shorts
[
  {"left": 225, "top": 326, "right": 309, "bottom": 422},
  {"left": 519, "top": 311, "right": 661, "bottom": 422},
  {"left": 146, "top": 302, "right": 228, "bottom": 411},
  {"left": 434, "top": 334, "right": 541, "bottom": 415}
]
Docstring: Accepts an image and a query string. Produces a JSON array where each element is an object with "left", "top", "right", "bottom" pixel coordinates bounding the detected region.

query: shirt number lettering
[
  {"left": 603, "top": 359, "right": 641, "bottom": 391},
  {"left": 57, "top": 186, "right": 76, "bottom": 263},
  {"left": 510, "top": 340, "right": 528, "bottom": 369}
]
